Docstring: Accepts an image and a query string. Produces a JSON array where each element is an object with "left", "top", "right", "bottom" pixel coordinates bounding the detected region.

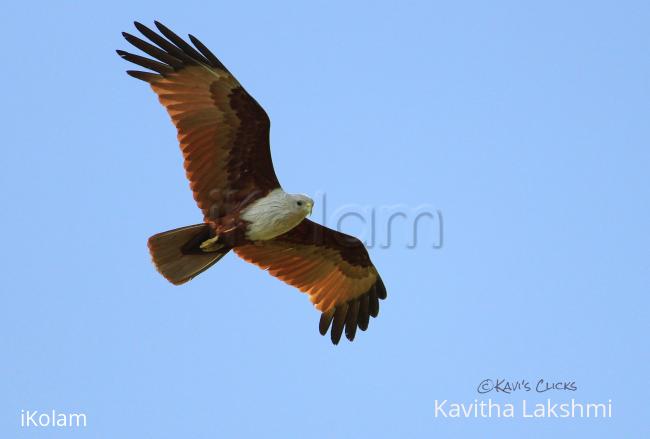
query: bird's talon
[{"left": 200, "top": 236, "right": 221, "bottom": 251}]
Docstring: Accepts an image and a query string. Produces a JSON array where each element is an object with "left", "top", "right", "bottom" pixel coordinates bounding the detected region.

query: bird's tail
[{"left": 147, "top": 224, "right": 231, "bottom": 285}]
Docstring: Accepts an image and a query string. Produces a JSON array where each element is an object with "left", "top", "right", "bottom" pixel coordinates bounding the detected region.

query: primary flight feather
[{"left": 117, "top": 21, "right": 387, "bottom": 344}]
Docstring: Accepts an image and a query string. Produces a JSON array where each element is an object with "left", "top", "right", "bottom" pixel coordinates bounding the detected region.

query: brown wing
[
  {"left": 118, "top": 21, "right": 280, "bottom": 219},
  {"left": 234, "top": 219, "right": 387, "bottom": 344}
]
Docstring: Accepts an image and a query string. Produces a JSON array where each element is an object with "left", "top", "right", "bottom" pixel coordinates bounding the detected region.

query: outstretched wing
[
  {"left": 234, "top": 219, "right": 387, "bottom": 344},
  {"left": 118, "top": 21, "right": 280, "bottom": 219}
]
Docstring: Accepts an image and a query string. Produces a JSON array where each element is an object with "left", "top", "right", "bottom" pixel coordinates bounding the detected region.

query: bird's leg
[{"left": 200, "top": 235, "right": 223, "bottom": 252}]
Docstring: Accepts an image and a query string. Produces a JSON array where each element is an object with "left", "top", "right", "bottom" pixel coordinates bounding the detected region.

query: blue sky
[{"left": 1, "top": 1, "right": 648, "bottom": 437}]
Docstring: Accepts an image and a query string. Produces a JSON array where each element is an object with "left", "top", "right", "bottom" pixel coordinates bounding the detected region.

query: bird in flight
[{"left": 117, "top": 21, "right": 386, "bottom": 344}]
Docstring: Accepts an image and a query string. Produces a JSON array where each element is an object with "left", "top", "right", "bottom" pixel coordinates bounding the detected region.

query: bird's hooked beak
[{"left": 307, "top": 200, "right": 313, "bottom": 216}]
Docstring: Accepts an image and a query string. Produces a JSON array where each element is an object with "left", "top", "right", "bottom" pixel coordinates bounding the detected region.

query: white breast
[{"left": 241, "top": 189, "right": 305, "bottom": 241}]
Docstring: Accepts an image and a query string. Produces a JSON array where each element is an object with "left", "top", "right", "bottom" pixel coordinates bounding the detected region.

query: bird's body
[
  {"left": 197, "top": 189, "right": 312, "bottom": 251},
  {"left": 118, "top": 21, "right": 386, "bottom": 344}
]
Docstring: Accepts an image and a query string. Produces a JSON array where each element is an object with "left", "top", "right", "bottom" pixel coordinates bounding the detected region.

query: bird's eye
[{"left": 297, "top": 201, "right": 303, "bottom": 206}]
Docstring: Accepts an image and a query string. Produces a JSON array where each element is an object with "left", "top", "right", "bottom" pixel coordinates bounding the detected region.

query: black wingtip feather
[
  {"left": 358, "top": 293, "right": 370, "bottom": 331},
  {"left": 344, "top": 299, "right": 360, "bottom": 341},
  {"left": 330, "top": 305, "right": 348, "bottom": 345},
  {"left": 375, "top": 275, "right": 387, "bottom": 300},
  {"left": 133, "top": 21, "right": 196, "bottom": 65},
  {"left": 121, "top": 31, "right": 185, "bottom": 69},
  {"left": 126, "top": 70, "right": 160, "bottom": 82},
  {"left": 188, "top": 34, "right": 227, "bottom": 70},
  {"left": 369, "top": 287, "right": 380, "bottom": 318},
  {"left": 153, "top": 21, "right": 212, "bottom": 66},
  {"left": 117, "top": 50, "right": 174, "bottom": 75},
  {"left": 319, "top": 311, "right": 334, "bottom": 336}
]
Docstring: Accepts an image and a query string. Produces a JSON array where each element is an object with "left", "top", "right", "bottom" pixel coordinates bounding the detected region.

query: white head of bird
[
  {"left": 290, "top": 193, "right": 314, "bottom": 216},
  {"left": 241, "top": 189, "right": 314, "bottom": 240}
]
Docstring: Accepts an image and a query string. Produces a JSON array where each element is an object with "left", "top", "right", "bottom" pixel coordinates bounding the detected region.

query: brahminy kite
[{"left": 117, "top": 21, "right": 386, "bottom": 344}]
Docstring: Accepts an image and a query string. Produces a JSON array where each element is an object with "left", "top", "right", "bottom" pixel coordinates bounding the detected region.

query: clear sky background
[{"left": 1, "top": 1, "right": 648, "bottom": 438}]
